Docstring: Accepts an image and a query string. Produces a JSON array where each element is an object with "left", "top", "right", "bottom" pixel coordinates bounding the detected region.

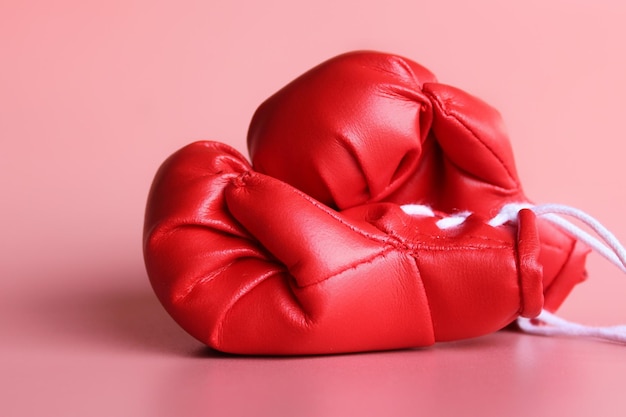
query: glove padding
[
  {"left": 247, "top": 50, "right": 588, "bottom": 312},
  {"left": 248, "top": 51, "right": 519, "bottom": 213},
  {"left": 145, "top": 141, "right": 546, "bottom": 355}
]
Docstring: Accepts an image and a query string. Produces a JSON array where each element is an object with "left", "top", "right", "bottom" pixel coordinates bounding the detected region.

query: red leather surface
[
  {"left": 248, "top": 51, "right": 589, "bottom": 309},
  {"left": 144, "top": 52, "right": 589, "bottom": 355},
  {"left": 144, "top": 141, "right": 573, "bottom": 354}
]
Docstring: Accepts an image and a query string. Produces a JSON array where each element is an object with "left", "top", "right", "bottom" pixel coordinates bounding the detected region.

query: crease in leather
[
  {"left": 369, "top": 54, "right": 435, "bottom": 88},
  {"left": 425, "top": 88, "right": 520, "bottom": 191},
  {"left": 391, "top": 55, "right": 427, "bottom": 88},
  {"left": 213, "top": 266, "right": 291, "bottom": 347},
  {"left": 153, "top": 215, "right": 251, "bottom": 241},
  {"left": 174, "top": 260, "right": 239, "bottom": 304},
  {"left": 330, "top": 131, "right": 370, "bottom": 205}
]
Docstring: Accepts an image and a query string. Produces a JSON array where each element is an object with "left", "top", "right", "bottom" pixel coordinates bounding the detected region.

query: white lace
[
  {"left": 516, "top": 309, "right": 626, "bottom": 343},
  {"left": 400, "top": 202, "right": 626, "bottom": 344}
]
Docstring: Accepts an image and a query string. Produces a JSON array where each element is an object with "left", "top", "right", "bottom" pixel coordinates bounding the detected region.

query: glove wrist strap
[
  {"left": 497, "top": 203, "right": 626, "bottom": 345},
  {"left": 400, "top": 202, "right": 626, "bottom": 345}
]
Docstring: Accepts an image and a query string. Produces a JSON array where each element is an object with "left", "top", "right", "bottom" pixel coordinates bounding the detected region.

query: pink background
[{"left": 2, "top": 1, "right": 626, "bottom": 416}]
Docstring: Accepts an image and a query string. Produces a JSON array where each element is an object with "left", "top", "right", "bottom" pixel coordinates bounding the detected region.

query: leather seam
[
  {"left": 409, "top": 252, "right": 436, "bottom": 343},
  {"left": 294, "top": 246, "right": 397, "bottom": 289}
]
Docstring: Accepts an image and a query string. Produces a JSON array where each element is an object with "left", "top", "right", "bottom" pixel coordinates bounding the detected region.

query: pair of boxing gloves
[{"left": 143, "top": 51, "right": 589, "bottom": 355}]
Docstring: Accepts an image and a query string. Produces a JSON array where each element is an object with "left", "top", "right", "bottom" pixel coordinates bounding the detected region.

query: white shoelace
[{"left": 400, "top": 202, "right": 626, "bottom": 344}]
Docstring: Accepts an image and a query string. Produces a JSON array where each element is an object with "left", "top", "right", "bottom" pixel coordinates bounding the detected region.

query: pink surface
[{"left": 2, "top": 1, "right": 626, "bottom": 416}]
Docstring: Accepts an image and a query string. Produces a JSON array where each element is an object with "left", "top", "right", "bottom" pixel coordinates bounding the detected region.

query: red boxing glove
[
  {"left": 248, "top": 51, "right": 588, "bottom": 311},
  {"left": 144, "top": 141, "right": 545, "bottom": 354}
]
